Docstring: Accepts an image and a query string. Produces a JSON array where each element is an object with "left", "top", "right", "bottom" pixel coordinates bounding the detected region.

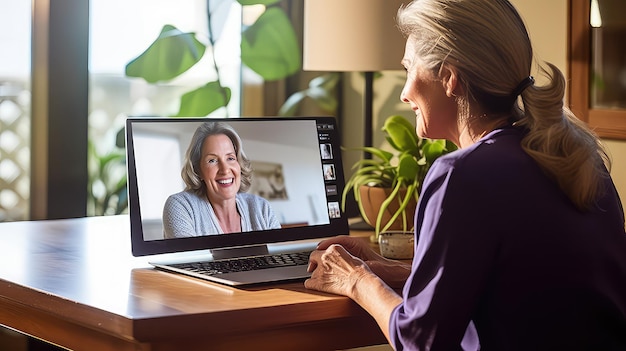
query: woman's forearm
[
  {"left": 351, "top": 269, "right": 404, "bottom": 344},
  {"left": 367, "top": 259, "right": 413, "bottom": 289}
]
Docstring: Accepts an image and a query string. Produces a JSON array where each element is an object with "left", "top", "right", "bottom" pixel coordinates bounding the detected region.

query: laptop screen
[{"left": 125, "top": 116, "right": 348, "bottom": 257}]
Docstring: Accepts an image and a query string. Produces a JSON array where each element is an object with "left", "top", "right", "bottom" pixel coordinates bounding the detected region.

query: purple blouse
[{"left": 389, "top": 126, "right": 626, "bottom": 350}]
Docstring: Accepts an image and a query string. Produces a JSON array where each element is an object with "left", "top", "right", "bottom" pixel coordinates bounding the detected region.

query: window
[
  {"left": 0, "top": 1, "right": 31, "bottom": 221},
  {"left": 88, "top": 0, "right": 243, "bottom": 215},
  {"left": 569, "top": 0, "right": 626, "bottom": 139}
]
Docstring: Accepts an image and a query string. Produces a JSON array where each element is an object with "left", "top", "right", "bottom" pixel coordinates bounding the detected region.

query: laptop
[{"left": 125, "top": 116, "right": 349, "bottom": 286}]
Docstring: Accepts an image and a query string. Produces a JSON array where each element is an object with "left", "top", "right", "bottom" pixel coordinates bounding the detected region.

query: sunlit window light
[{"left": 590, "top": 0, "right": 602, "bottom": 28}]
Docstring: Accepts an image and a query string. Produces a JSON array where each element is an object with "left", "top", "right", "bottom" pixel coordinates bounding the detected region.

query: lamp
[{"left": 303, "top": 0, "right": 405, "bottom": 157}]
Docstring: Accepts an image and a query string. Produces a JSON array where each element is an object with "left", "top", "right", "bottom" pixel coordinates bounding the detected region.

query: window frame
[{"left": 569, "top": 0, "right": 626, "bottom": 140}]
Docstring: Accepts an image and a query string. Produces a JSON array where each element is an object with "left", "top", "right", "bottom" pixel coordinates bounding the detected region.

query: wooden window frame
[
  {"left": 31, "top": 0, "right": 89, "bottom": 219},
  {"left": 569, "top": 0, "right": 626, "bottom": 140}
]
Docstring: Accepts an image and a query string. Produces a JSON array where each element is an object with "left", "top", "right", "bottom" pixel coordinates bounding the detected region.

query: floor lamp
[{"left": 303, "top": 0, "right": 405, "bottom": 159}]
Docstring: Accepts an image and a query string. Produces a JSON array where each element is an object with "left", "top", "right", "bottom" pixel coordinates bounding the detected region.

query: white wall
[{"left": 244, "top": 139, "right": 327, "bottom": 225}]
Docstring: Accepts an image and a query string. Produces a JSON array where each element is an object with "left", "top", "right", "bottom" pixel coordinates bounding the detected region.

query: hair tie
[{"left": 512, "top": 76, "right": 534, "bottom": 97}]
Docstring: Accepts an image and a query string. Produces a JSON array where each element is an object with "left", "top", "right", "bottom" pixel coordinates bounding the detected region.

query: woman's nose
[
  {"left": 400, "top": 92, "right": 409, "bottom": 103},
  {"left": 400, "top": 85, "right": 409, "bottom": 103},
  {"left": 217, "top": 161, "right": 228, "bottom": 172}
]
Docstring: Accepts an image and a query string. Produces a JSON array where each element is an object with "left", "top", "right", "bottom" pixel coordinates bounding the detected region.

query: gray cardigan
[{"left": 162, "top": 190, "right": 281, "bottom": 238}]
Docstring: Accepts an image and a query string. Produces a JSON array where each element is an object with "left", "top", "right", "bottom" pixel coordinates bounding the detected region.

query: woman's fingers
[{"left": 305, "top": 244, "right": 370, "bottom": 296}]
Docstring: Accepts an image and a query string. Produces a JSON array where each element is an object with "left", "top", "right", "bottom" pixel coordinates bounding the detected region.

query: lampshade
[{"left": 303, "top": 0, "right": 406, "bottom": 72}]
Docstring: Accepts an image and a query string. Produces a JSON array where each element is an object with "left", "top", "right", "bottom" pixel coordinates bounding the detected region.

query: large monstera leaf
[
  {"left": 241, "top": 6, "right": 301, "bottom": 81},
  {"left": 125, "top": 24, "right": 206, "bottom": 83},
  {"left": 173, "top": 82, "right": 232, "bottom": 117}
]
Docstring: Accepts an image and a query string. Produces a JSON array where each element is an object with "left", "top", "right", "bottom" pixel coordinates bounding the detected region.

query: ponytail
[{"left": 516, "top": 63, "right": 610, "bottom": 210}]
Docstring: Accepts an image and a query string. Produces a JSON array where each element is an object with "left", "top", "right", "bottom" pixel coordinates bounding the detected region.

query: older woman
[
  {"left": 163, "top": 122, "right": 281, "bottom": 238},
  {"left": 305, "top": 0, "right": 626, "bottom": 350}
]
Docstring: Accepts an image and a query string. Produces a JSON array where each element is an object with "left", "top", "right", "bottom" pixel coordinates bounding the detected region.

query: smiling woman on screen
[{"left": 162, "top": 122, "right": 281, "bottom": 238}]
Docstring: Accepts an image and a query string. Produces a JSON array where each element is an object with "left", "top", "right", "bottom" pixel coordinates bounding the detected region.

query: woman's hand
[
  {"left": 314, "top": 235, "right": 413, "bottom": 289},
  {"left": 305, "top": 244, "right": 372, "bottom": 298}
]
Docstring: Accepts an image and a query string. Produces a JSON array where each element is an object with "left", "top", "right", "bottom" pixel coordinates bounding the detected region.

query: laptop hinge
[{"left": 210, "top": 244, "right": 269, "bottom": 260}]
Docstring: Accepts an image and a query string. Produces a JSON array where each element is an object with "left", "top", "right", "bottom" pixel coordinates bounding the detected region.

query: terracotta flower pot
[{"left": 358, "top": 185, "right": 417, "bottom": 232}]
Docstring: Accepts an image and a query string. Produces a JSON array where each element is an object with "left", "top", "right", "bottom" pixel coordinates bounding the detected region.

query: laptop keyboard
[{"left": 169, "top": 251, "right": 312, "bottom": 277}]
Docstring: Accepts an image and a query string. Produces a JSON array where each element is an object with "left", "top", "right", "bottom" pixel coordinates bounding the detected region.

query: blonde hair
[
  {"left": 181, "top": 122, "right": 253, "bottom": 197},
  {"left": 397, "top": 0, "right": 610, "bottom": 210}
]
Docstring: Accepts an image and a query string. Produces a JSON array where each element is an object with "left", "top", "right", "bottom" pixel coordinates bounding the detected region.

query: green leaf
[
  {"left": 422, "top": 140, "right": 445, "bottom": 162},
  {"left": 305, "top": 73, "right": 340, "bottom": 112},
  {"left": 446, "top": 140, "right": 459, "bottom": 152},
  {"left": 241, "top": 7, "right": 301, "bottom": 80},
  {"left": 423, "top": 139, "right": 458, "bottom": 163},
  {"left": 362, "top": 147, "right": 394, "bottom": 162},
  {"left": 279, "top": 73, "right": 340, "bottom": 116},
  {"left": 383, "top": 115, "right": 419, "bottom": 152},
  {"left": 173, "top": 82, "right": 231, "bottom": 117},
  {"left": 278, "top": 91, "right": 307, "bottom": 116},
  {"left": 125, "top": 25, "right": 206, "bottom": 83},
  {"left": 396, "top": 154, "right": 419, "bottom": 182}
]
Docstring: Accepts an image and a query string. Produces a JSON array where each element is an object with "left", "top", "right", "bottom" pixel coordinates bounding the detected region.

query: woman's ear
[{"left": 440, "top": 65, "right": 461, "bottom": 97}]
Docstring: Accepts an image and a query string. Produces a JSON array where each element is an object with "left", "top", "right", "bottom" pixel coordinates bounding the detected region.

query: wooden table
[{"left": 0, "top": 215, "right": 386, "bottom": 351}]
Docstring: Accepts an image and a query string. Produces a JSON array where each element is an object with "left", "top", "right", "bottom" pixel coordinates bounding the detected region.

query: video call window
[{"left": 130, "top": 119, "right": 332, "bottom": 241}]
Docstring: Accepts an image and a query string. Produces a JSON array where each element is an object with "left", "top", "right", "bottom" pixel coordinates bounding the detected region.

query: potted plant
[{"left": 341, "top": 115, "right": 457, "bottom": 240}]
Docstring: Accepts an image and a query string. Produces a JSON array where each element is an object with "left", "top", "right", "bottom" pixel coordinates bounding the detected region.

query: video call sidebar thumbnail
[{"left": 317, "top": 122, "right": 342, "bottom": 220}]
